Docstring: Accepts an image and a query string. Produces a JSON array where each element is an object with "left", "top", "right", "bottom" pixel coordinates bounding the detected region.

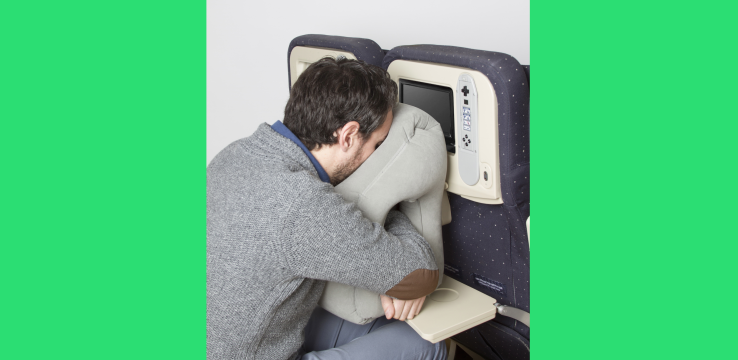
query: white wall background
[{"left": 207, "top": 0, "right": 529, "bottom": 165}]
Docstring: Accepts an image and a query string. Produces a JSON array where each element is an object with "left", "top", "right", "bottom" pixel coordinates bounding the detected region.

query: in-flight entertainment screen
[{"left": 399, "top": 79, "right": 456, "bottom": 153}]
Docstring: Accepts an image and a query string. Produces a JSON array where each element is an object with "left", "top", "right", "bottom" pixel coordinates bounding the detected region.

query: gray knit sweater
[{"left": 206, "top": 123, "right": 439, "bottom": 360}]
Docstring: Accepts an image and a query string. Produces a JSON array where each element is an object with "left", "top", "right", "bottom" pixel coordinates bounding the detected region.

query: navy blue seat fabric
[
  {"left": 443, "top": 194, "right": 530, "bottom": 340},
  {"left": 287, "top": 34, "right": 386, "bottom": 89},
  {"left": 523, "top": 65, "right": 530, "bottom": 84},
  {"left": 383, "top": 45, "right": 530, "bottom": 360}
]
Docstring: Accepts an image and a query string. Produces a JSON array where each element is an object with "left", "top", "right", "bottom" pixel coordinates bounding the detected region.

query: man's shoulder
[
  {"left": 207, "top": 125, "right": 334, "bottom": 206},
  {"left": 207, "top": 123, "right": 276, "bottom": 166},
  {"left": 208, "top": 123, "right": 317, "bottom": 175}
]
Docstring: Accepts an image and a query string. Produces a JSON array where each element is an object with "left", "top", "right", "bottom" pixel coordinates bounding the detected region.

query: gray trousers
[{"left": 300, "top": 307, "right": 447, "bottom": 360}]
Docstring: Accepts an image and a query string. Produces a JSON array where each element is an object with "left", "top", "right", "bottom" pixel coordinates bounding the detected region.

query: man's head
[{"left": 283, "top": 57, "right": 398, "bottom": 186}]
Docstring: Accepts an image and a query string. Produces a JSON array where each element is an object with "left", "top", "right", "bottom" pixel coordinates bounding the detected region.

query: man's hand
[{"left": 380, "top": 294, "right": 426, "bottom": 321}]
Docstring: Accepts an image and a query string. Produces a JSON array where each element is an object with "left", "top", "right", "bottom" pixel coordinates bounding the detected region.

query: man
[{"left": 207, "top": 57, "right": 445, "bottom": 360}]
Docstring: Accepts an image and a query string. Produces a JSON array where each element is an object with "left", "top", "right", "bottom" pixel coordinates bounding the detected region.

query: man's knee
[
  {"left": 372, "top": 322, "right": 447, "bottom": 360},
  {"left": 429, "top": 338, "right": 447, "bottom": 360},
  {"left": 302, "top": 319, "right": 447, "bottom": 360}
]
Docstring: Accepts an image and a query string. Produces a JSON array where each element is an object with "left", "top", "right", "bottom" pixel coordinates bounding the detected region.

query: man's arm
[{"left": 280, "top": 187, "right": 438, "bottom": 300}]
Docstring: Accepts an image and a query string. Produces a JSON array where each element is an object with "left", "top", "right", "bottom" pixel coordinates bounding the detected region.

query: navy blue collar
[{"left": 271, "top": 121, "right": 331, "bottom": 184}]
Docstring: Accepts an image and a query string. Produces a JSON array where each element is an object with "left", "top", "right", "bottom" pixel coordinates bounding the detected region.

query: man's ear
[{"left": 336, "top": 121, "right": 361, "bottom": 152}]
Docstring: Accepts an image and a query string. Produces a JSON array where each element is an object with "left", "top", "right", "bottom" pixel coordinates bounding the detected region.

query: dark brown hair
[{"left": 283, "top": 57, "right": 398, "bottom": 150}]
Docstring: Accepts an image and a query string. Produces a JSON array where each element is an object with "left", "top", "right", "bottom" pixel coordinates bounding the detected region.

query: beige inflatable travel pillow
[{"left": 318, "top": 103, "right": 448, "bottom": 325}]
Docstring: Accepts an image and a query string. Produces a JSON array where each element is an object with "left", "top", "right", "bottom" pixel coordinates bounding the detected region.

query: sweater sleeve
[{"left": 280, "top": 186, "right": 439, "bottom": 300}]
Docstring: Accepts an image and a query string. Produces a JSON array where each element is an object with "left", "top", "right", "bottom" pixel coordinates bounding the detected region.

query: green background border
[
  {"left": 3, "top": 1, "right": 735, "bottom": 358},
  {"left": 2, "top": 1, "right": 203, "bottom": 358},
  {"left": 534, "top": 1, "right": 736, "bottom": 359}
]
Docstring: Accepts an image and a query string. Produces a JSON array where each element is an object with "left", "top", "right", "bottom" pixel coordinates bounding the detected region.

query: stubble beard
[{"left": 330, "top": 148, "right": 364, "bottom": 187}]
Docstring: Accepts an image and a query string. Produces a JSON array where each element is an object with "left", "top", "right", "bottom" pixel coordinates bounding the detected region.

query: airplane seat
[
  {"left": 287, "top": 34, "right": 386, "bottom": 89},
  {"left": 383, "top": 45, "right": 530, "bottom": 360},
  {"left": 286, "top": 35, "right": 531, "bottom": 358}
]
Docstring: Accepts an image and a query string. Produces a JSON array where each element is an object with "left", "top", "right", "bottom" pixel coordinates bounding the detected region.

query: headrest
[
  {"left": 318, "top": 103, "right": 448, "bottom": 324},
  {"left": 287, "top": 34, "right": 385, "bottom": 89}
]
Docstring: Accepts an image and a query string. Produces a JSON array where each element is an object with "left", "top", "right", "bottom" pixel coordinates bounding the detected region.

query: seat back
[{"left": 383, "top": 45, "right": 530, "bottom": 359}]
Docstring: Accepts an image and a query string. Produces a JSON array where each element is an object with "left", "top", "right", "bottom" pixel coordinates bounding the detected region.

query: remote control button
[
  {"left": 461, "top": 86, "right": 469, "bottom": 96},
  {"left": 463, "top": 125, "right": 471, "bottom": 131}
]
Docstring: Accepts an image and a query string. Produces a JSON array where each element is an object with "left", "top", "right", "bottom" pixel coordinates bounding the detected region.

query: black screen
[{"left": 399, "top": 79, "right": 455, "bottom": 153}]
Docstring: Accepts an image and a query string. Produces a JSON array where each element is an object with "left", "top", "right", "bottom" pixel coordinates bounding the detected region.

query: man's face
[{"left": 331, "top": 110, "right": 393, "bottom": 186}]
